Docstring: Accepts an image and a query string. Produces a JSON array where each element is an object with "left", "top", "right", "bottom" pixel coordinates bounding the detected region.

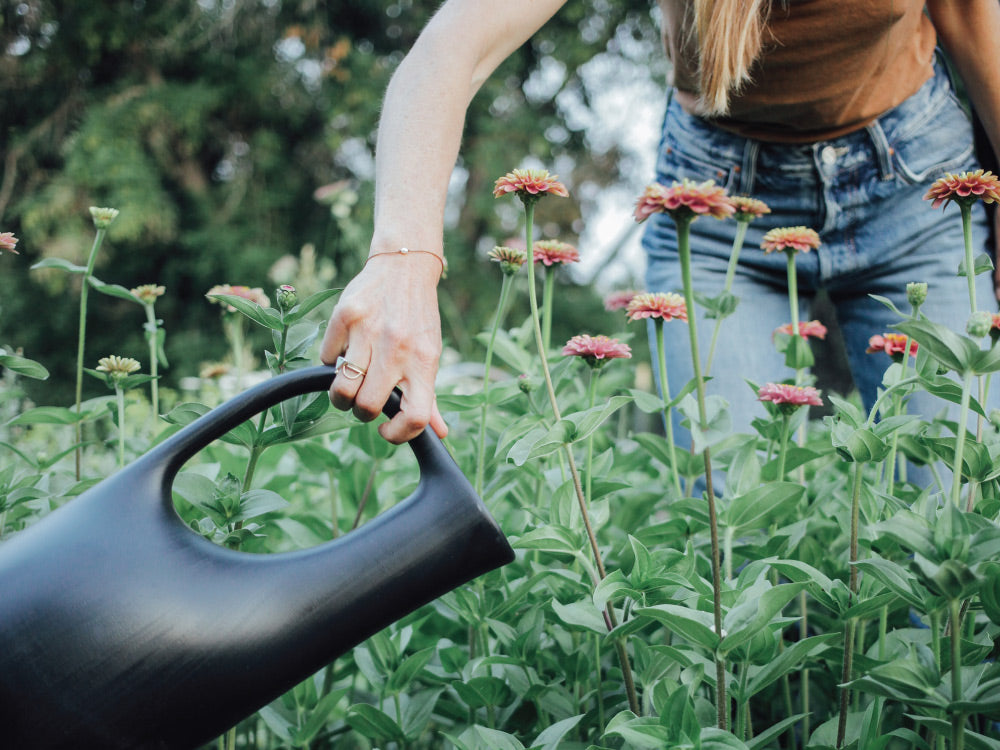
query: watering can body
[{"left": 0, "top": 365, "right": 514, "bottom": 749}]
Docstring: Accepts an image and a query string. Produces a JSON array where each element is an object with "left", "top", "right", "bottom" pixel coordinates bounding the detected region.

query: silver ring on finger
[{"left": 334, "top": 355, "right": 367, "bottom": 380}]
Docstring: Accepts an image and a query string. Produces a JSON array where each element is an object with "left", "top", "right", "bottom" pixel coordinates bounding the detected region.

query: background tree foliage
[{"left": 0, "top": 0, "right": 665, "bottom": 403}]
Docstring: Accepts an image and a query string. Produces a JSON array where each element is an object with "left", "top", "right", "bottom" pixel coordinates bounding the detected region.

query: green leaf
[
  {"left": 723, "top": 482, "right": 805, "bottom": 535},
  {"left": 386, "top": 647, "right": 436, "bottom": 694},
  {"left": 452, "top": 676, "right": 512, "bottom": 709},
  {"left": 87, "top": 275, "right": 142, "bottom": 302},
  {"left": 476, "top": 329, "right": 534, "bottom": 374},
  {"left": 282, "top": 288, "right": 340, "bottom": 325},
  {"left": 629, "top": 387, "right": 666, "bottom": 414},
  {"left": 161, "top": 402, "right": 258, "bottom": 448},
  {"left": 512, "top": 525, "right": 581, "bottom": 556},
  {"left": 781, "top": 332, "right": 814, "bottom": 370},
  {"left": 30, "top": 257, "right": 87, "bottom": 274},
  {"left": 210, "top": 293, "right": 284, "bottom": 330},
  {"left": 6, "top": 405, "right": 91, "bottom": 426},
  {"left": 981, "top": 563, "right": 1000, "bottom": 625},
  {"left": 603, "top": 713, "right": 676, "bottom": 748},
  {"left": 530, "top": 714, "right": 584, "bottom": 750},
  {"left": 345, "top": 703, "right": 406, "bottom": 743},
  {"left": 720, "top": 581, "right": 806, "bottom": 655},
  {"left": 868, "top": 294, "right": 905, "bottom": 317},
  {"left": 957, "top": 252, "right": 995, "bottom": 277},
  {"left": 634, "top": 604, "right": 719, "bottom": 651},
  {"left": 744, "top": 634, "right": 838, "bottom": 699},
  {"left": 234, "top": 489, "right": 288, "bottom": 522},
  {"left": 551, "top": 599, "right": 608, "bottom": 634},
  {"left": 446, "top": 726, "right": 526, "bottom": 750},
  {"left": 830, "top": 421, "right": 889, "bottom": 463},
  {"left": 0, "top": 353, "right": 49, "bottom": 380},
  {"left": 894, "top": 319, "right": 979, "bottom": 375},
  {"left": 678, "top": 393, "right": 731, "bottom": 453}
]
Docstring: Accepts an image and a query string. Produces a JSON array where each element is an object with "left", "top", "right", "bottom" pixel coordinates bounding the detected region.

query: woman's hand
[{"left": 320, "top": 252, "right": 448, "bottom": 443}]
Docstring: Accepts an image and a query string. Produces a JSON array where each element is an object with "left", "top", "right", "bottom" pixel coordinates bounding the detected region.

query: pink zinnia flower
[
  {"left": 0, "top": 232, "right": 19, "bottom": 254},
  {"left": 562, "top": 334, "right": 632, "bottom": 368},
  {"left": 625, "top": 292, "right": 688, "bottom": 322},
  {"left": 533, "top": 239, "right": 579, "bottom": 266},
  {"left": 774, "top": 320, "right": 828, "bottom": 340},
  {"left": 761, "top": 226, "right": 821, "bottom": 254},
  {"left": 758, "top": 383, "right": 823, "bottom": 408},
  {"left": 633, "top": 179, "right": 735, "bottom": 223},
  {"left": 924, "top": 169, "right": 1000, "bottom": 209},
  {"left": 603, "top": 289, "right": 640, "bottom": 311},
  {"left": 493, "top": 168, "right": 569, "bottom": 201},
  {"left": 866, "top": 333, "right": 918, "bottom": 358},
  {"left": 730, "top": 196, "right": 771, "bottom": 222},
  {"left": 206, "top": 284, "right": 271, "bottom": 312}
]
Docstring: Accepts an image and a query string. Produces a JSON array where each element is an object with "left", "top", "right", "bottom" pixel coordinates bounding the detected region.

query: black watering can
[{"left": 0, "top": 365, "right": 514, "bottom": 749}]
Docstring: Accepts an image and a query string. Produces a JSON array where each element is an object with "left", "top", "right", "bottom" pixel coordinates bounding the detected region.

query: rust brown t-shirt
[{"left": 658, "top": 0, "right": 938, "bottom": 142}]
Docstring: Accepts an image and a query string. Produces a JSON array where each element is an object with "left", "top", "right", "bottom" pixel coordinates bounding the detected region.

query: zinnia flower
[
  {"left": 533, "top": 239, "right": 579, "bottom": 266},
  {"left": 562, "top": 334, "right": 632, "bottom": 368},
  {"left": 493, "top": 168, "right": 569, "bottom": 202},
  {"left": 924, "top": 169, "right": 1000, "bottom": 209},
  {"left": 89, "top": 207, "right": 120, "bottom": 230},
  {"left": 96, "top": 355, "right": 141, "bottom": 381},
  {"left": 199, "top": 361, "right": 231, "bottom": 379},
  {"left": 866, "top": 333, "right": 917, "bottom": 358},
  {"left": 758, "top": 383, "right": 823, "bottom": 408},
  {"left": 633, "top": 179, "right": 735, "bottom": 223},
  {"left": 625, "top": 292, "right": 688, "bottom": 322},
  {"left": 130, "top": 284, "right": 165, "bottom": 304},
  {"left": 206, "top": 284, "right": 271, "bottom": 312},
  {"left": 276, "top": 284, "right": 298, "bottom": 312},
  {"left": 603, "top": 289, "right": 640, "bottom": 311},
  {"left": 488, "top": 245, "right": 528, "bottom": 275},
  {"left": 774, "top": 320, "right": 828, "bottom": 340},
  {"left": 990, "top": 312, "right": 1000, "bottom": 344},
  {"left": 0, "top": 232, "right": 19, "bottom": 254},
  {"left": 761, "top": 226, "right": 821, "bottom": 254},
  {"left": 730, "top": 196, "right": 771, "bottom": 222}
]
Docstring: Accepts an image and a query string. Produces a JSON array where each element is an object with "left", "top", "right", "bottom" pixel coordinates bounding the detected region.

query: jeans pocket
[
  {"left": 888, "top": 90, "right": 975, "bottom": 185},
  {"left": 656, "top": 106, "right": 743, "bottom": 193}
]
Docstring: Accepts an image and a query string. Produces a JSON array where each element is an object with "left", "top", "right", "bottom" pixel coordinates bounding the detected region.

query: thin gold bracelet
[{"left": 363, "top": 247, "right": 445, "bottom": 279}]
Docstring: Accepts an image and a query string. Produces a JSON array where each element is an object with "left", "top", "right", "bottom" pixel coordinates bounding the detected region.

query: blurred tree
[{"left": 0, "top": 0, "right": 662, "bottom": 403}]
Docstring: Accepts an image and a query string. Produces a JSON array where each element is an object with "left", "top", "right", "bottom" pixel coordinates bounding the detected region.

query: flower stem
[
  {"left": 542, "top": 266, "right": 555, "bottom": 357},
  {"left": 950, "top": 370, "right": 974, "bottom": 507},
  {"left": 950, "top": 598, "right": 965, "bottom": 750},
  {"left": 586, "top": 369, "right": 599, "bottom": 506},
  {"left": 476, "top": 274, "right": 514, "bottom": 495},
  {"left": 655, "top": 319, "right": 683, "bottom": 496},
  {"left": 705, "top": 219, "right": 748, "bottom": 376},
  {"left": 115, "top": 384, "right": 126, "bottom": 468},
  {"left": 836, "top": 461, "right": 864, "bottom": 748},
  {"left": 143, "top": 303, "right": 160, "bottom": 421},
  {"left": 777, "top": 412, "right": 791, "bottom": 481},
  {"left": 676, "top": 213, "right": 727, "bottom": 730},
  {"left": 522, "top": 198, "right": 639, "bottom": 715},
  {"left": 74, "top": 226, "right": 108, "bottom": 480},
  {"left": 960, "top": 203, "right": 976, "bottom": 313}
]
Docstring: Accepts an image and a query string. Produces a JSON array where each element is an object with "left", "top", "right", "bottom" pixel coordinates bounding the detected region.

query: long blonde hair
[{"left": 693, "top": 0, "right": 771, "bottom": 116}]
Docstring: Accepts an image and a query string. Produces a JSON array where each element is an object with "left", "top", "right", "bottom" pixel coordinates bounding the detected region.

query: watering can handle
[{"left": 153, "top": 364, "right": 433, "bottom": 478}]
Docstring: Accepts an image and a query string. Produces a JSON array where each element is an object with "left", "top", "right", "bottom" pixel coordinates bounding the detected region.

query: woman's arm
[
  {"left": 321, "top": 0, "right": 567, "bottom": 443},
  {"left": 927, "top": 0, "right": 1000, "bottom": 301}
]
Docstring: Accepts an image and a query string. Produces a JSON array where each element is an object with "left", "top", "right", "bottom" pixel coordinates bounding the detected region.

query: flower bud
[
  {"left": 989, "top": 409, "right": 1000, "bottom": 431},
  {"left": 89, "top": 206, "right": 120, "bottom": 230},
  {"left": 966, "top": 310, "right": 993, "bottom": 339},
  {"left": 906, "top": 282, "right": 927, "bottom": 309},
  {"left": 518, "top": 374, "right": 537, "bottom": 393},
  {"left": 276, "top": 284, "right": 298, "bottom": 312}
]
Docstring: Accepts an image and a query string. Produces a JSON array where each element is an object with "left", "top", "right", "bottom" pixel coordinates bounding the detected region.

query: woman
[{"left": 320, "top": 0, "right": 1000, "bottom": 444}]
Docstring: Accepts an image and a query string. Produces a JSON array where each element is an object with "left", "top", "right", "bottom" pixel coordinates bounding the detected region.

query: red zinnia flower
[
  {"left": 866, "top": 333, "right": 917, "bottom": 358},
  {"left": 562, "top": 334, "right": 632, "bottom": 368},
  {"left": 0, "top": 232, "right": 18, "bottom": 254},
  {"left": 625, "top": 292, "right": 688, "bottom": 322},
  {"left": 730, "top": 196, "right": 771, "bottom": 222},
  {"left": 533, "top": 239, "right": 579, "bottom": 266},
  {"left": 603, "top": 289, "right": 640, "bottom": 312},
  {"left": 493, "top": 168, "right": 569, "bottom": 200},
  {"left": 761, "top": 226, "right": 821, "bottom": 254},
  {"left": 757, "top": 383, "right": 823, "bottom": 407},
  {"left": 774, "top": 320, "right": 828, "bottom": 340},
  {"left": 633, "top": 179, "right": 735, "bottom": 223},
  {"left": 924, "top": 169, "right": 1000, "bottom": 209}
]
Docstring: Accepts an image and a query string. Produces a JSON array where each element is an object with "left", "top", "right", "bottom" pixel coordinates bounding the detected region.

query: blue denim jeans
[{"left": 642, "top": 58, "right": 999, "bottom": 482}]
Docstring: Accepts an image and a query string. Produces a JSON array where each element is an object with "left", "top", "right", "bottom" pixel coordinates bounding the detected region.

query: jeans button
[{"left": 821, "top": 145, "right": 837, "bottom": 165}]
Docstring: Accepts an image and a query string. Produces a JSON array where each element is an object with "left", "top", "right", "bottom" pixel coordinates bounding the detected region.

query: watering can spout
[{"left": 0, "top": 365, "right": 514, "bottom": 749}]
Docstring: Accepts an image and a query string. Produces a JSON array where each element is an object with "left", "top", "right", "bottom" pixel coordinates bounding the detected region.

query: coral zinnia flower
[
  {"left": 924, "top": 169, "right": 1000, "bottom": 209},
  {"left": 562, "top": 334, "right": 632, "bottom": 368},
  {"left": 533, "top": 239, "right": 579, "bottom": 266},
  {"left": 0, "top": 232, "right": 19, "bottom": 254},
  {"left": 774, "top": 320, "right": 828, "bottom": 340},
  {"left": 96, "top": 355, "right": 141, "bottom": 380},
  {"left": 493, "top": 168, "right": 569, "bottom": 201},
  {"left": 206, "top": 284, "right": 271, "bottom": 312},
  {"left": 866, "top": 333, "right": 917, "bottom": 358},
  {"left": 625, "top": 292, "right": 688, "bottom": 322},
  {"left": 730, "top": 196, "right": 771, "bottom": 221},
  {"left": 990, "top": 312, "right": 1000, "bottom": 344},
  {"left": 603, "top": 289, "right": 640, "bottom": 311},
  {"left": 757, "top": 383, "right": 823, "bottom": 407},
  {"left": 488, "top": 245, "right": 528, "bottom": 276},
  {"left": 633, "top": 179, "right": 735, "bottom": 223},
  {"left": 130, "top": 284, "right": 165, "bottom": 304},
  {"left": 761, "top": 226, "right": 821, "bottom": 254}
]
